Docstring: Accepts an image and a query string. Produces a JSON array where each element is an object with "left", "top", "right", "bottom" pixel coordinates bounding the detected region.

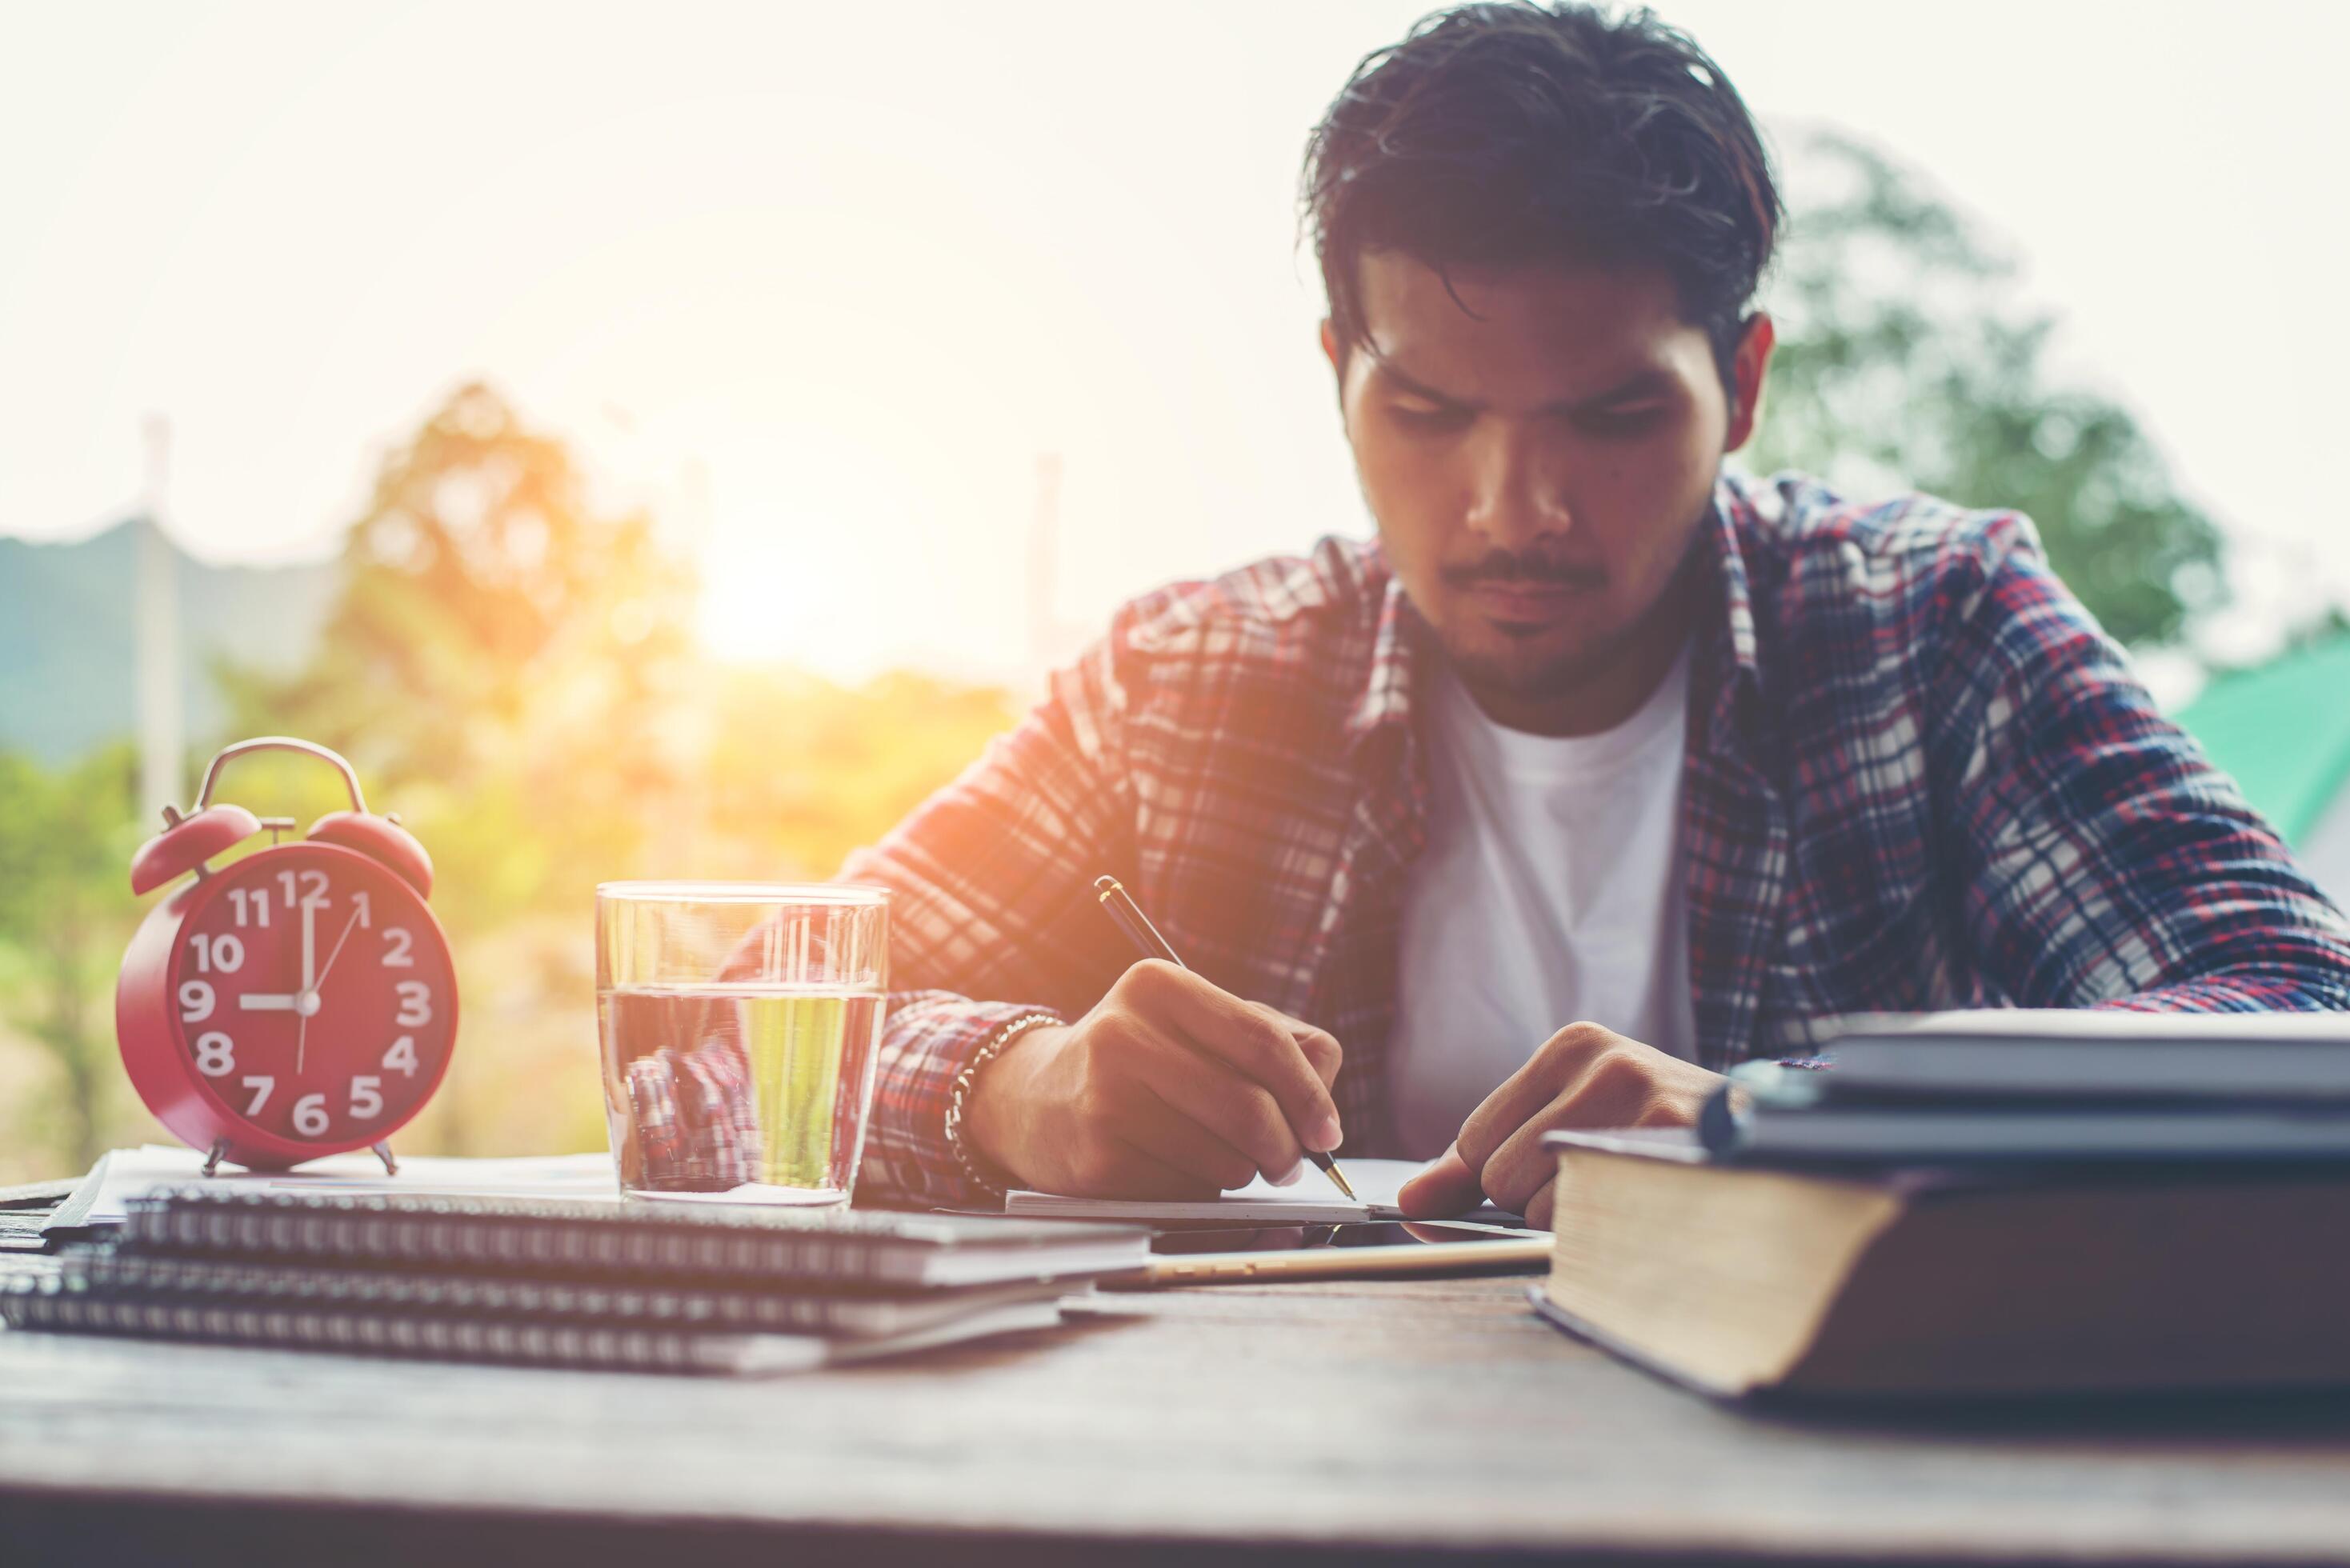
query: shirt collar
[
  {"left": 1343, "top": 565, "right": 1420, "bottom": 753},
  {"left": 1701, "top": 472, "right": 1768, "bottom": 754}
]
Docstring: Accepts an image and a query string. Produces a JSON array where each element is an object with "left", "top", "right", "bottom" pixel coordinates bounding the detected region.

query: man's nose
[{"left": 1461, "top": 424, "right": 1571, "bottom": 546}]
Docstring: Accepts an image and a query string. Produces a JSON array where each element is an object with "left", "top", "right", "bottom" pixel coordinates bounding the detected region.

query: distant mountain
[{"left": 0, "top": 518, "right": 339, "bottom": 765}]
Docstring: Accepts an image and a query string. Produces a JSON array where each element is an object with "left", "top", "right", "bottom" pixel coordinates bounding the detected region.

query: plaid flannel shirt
[{"left": 843, "top": 470, "right": 2350, "bottom": 1206}]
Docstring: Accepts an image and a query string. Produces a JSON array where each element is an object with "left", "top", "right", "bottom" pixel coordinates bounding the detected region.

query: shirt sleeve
[
  {"left": 1935, "top": 514, "right": 2350, "bottom": 1013},
  {"left": 838, "top": 630, "right": 1140, "bottom": 1206}
]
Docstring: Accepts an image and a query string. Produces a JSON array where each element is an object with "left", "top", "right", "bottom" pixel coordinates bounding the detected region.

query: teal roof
[{"left": 2176, "top": 636, "right": 2350, "bottom": 844}]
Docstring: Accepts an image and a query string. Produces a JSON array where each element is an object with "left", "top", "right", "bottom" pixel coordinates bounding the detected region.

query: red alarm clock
[{"left": 117, "top": 737, "right": 458, "bottom": 1175}]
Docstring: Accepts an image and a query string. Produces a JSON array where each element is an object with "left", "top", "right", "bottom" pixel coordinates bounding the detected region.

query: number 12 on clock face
[{"left": 166, "top": 842, "right": 457, "bottom": 1154}]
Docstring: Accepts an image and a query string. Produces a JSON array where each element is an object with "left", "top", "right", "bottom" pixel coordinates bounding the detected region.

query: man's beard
[
  {"left": 1439, "top": 612, "right": 1646, "bottom": 704},
  {"left": 1429, "top": 526, "right": 1708, "bottom": 703}
]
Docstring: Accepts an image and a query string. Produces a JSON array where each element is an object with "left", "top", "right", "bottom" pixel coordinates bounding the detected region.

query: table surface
[{"left": 7, "top": 1206, "right": 2350, "bottom": 1566}]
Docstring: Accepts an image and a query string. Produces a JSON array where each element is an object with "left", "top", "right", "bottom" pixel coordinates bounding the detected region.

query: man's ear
[
  {"left": 1723, "top": 310, "right": 1776, "bottom": 453},
  {"left": 1319, "top": 318, "right": 1347, "bottom": 414}
]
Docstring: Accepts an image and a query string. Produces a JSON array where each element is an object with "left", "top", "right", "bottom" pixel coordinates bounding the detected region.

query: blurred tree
[
  {"left": 0, "top": 744, "right": 146, "bottom": 1171},
  {"left": 218, "top": 382, "right": 701, "bottom": 1154},
  {"left": 219, "top": 382, "right": 701, "bottom": 933},
  {"left": 1747, "top": 134, "right": 2228, "bottom": 650},
  {"left": 701, "top": 666, "right": 1020, "bottom": 879}
]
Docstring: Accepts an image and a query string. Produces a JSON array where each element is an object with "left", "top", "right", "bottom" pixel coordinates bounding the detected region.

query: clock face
[{"left": 165, "top": 843, "right": 456, "bottom": 1148}]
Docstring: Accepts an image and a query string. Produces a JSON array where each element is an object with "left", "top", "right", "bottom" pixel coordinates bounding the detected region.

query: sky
[{"left": 4, "top": 0, "right": 2346, "bottom": 685}]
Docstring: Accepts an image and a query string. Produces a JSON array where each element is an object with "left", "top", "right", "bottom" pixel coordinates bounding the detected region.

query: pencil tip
[{"left": 1326, "top": 1160, "right": 1356, "bottom": 1199}]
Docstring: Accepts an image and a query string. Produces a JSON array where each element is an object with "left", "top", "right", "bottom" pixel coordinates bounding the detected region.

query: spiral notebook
[
  {"left": 43, "top": 1247, "right": 1081, "bottom": 1336},
  {"left": 114, "top": 1186, "right": 1151, "bottom": 1287},
  {"left": 0, "top": 1270, "right": 1065, "bottom": 1374},
  {"left": 5, "top": 1186, "right": 1151, "bottom": 1375}
]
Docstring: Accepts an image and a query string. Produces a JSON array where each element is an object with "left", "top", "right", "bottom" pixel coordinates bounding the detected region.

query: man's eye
[
  {"left": 1390, "top": 404, "right": 1469, "bottom": 430},
  {"left": 1577, "top": 406, "right": 1664, "bottom": 437}
]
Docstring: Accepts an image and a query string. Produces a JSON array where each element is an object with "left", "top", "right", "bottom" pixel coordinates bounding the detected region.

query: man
[{"left": 842, "top": 2, "right": 2350, "bottom": 1226}]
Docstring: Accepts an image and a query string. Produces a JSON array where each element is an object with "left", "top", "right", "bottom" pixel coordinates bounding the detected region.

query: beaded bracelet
[{"left": 942, "top": 1011, "right": 1061, "bottom": 1201}]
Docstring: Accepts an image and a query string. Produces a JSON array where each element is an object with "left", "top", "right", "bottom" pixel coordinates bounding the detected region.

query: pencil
[{"left": 1091, "top": 874, "right": 1357, "bottom": 1200}]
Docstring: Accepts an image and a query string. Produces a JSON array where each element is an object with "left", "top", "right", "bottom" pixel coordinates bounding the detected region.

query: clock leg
[
  {"left": 201, "top": 1140, "right": 228, "bottom": 1180},
  {"left": 372, "top": 1142, "right": 399, "bottom": 1177}
]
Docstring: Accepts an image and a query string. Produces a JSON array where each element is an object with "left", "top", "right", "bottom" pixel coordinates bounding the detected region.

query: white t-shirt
[{"left": 1387, "top": 643, "right": 1698, "bottom": 1158}]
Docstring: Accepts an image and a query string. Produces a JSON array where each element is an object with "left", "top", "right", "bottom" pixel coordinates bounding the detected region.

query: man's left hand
[{"left": 1396, "top": 1022, "right": 1723, "bottom": 1229}]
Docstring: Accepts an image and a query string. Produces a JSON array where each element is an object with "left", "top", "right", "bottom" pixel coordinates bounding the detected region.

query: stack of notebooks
[
  {"left": 2, "top": 1186, "right": 1150, "bottom": 1375},
  {"left": 1534, "top": 1009, "right": 2350, "bottom": 1402}
]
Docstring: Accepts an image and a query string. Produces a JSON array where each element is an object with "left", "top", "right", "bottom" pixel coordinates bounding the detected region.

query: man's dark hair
[{"left": 1302, "top": 2, "right": 1780, "bottom": 389}]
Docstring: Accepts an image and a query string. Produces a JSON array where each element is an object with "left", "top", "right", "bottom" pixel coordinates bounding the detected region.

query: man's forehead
[{"left": 1351, "top": 250, "right": 1700, "bottom": 401}]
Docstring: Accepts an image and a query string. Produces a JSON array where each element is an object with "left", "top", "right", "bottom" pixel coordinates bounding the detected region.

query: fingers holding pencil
[
  {"left": 957, "top": 876, "right": 1355, "bottom": 1201},
  {"left": 1092, "top": 878, "right": 1356, "bottom": 1198},
  {"left": 960, "top": 960, "right": 1343, "bottom": 1196},
  {"left": 1116, "top": 958, "right": 1345, "bottom": 1155}
]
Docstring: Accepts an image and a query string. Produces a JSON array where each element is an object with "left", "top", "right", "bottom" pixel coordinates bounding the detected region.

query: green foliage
[
  {"left": 1748, "top": 134, "right": 2227, "bottom": 649},
  {"left": 700, "top": 666, "right": 1019, "bottom": 880},
  {"left": 0, "top": 743, "right": 154, "bottom": 1170}
]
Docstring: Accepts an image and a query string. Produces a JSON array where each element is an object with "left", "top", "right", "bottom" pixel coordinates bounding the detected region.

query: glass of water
[{"left": 595, "top": 882, "right": 887, "bottom": 1205}]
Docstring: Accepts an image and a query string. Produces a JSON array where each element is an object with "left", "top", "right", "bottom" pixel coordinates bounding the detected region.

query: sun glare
[{"left": 697, "top": 517, "right": 855, "bottom": 669}]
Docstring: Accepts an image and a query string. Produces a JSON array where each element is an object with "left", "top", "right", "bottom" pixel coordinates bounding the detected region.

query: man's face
[{"left": 1323, "top": 252, "right": 1769, "bottom": 726}]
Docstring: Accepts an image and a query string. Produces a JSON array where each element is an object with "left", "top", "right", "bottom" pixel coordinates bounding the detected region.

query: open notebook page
[{"left": 1003, "top": 1156, "right": 1518, "bottom": 1225}]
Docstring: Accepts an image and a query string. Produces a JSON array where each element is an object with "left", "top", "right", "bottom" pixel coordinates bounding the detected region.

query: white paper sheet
[
  {"left": 62, "top": 1144, "right": 622, "bottom": 1228},
  {"left": 1003, "top": 1156, "right": 1517, "bottom": 1224}
]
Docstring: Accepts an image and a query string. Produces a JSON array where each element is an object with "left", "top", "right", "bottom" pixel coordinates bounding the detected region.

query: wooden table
[{"left": 8, "top": 1254, "right": 2350, "bottom": 1567}]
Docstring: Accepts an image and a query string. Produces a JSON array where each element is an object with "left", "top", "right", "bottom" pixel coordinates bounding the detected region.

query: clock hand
[
  {"left": 240, "top": 994, "right": 300, "bottom": 1010},
  {"left": 309, "top": 907, "right": 366, "bottom": 996},
  {"left": 300, "top": 898, "right": 318, "bottom": 995},
  {"left": 293, "top": 906, "right": 363, "bottom": 1080}
]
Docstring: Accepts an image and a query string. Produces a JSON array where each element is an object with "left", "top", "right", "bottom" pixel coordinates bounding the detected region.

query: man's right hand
[{"left": 962, "top": 959, "right": 1344, "bottom": 1198}]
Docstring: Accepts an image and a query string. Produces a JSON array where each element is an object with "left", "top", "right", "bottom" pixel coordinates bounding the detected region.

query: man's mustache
[{"left": 1439, "top": 550, "right": 1606, "bottom": 590}]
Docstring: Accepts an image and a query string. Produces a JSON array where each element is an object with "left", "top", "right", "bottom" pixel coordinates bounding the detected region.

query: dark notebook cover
[
  {"left": 116, "top": 1186, "right": 1151, "bottom": 1290},
  {"left": 24, "top": 1246, "right": 1080, "bottom": 1338},
  {"left": 0, "top": 1270, "right": 1068, "bottom": 1376}
]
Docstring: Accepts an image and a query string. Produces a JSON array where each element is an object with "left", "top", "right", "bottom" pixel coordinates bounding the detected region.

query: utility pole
[
  {"left": 135, "top": 414, "right": 185, "bottom": 817},
  {"left": 657, "top": 455, "right": 715, "bottom": 877},
  {"left": 1027, "top": 452, "right": 1063, "bottom": 689}
]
